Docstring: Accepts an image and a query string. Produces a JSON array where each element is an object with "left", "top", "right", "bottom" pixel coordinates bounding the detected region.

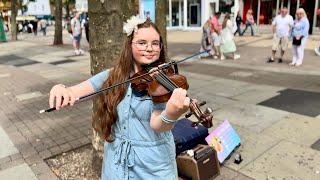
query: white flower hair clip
[{"left": 123, "top": 15, "right": 147, "bottom": 36}]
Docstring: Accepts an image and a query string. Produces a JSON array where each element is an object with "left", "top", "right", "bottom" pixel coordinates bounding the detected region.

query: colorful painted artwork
[{"left": 205, "top": 120, "right": 241, "bottom": 163}]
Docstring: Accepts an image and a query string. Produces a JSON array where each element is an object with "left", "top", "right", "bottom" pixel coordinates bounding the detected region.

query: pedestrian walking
[
  {"left": 290, "top": 8, "right": 310, "bottom": 67},
  {"left": 47, "top": 16, "right": 188, "bottom": 180},
  {"left": 241, "top": 9, "right": 255, "bottom": 36},
  {"left": 71, "top": 12, "right": 83, "bottom": 55},
  {"left": 81, "top": 13, "right": 89, "bottom": 43},
  {"left": 199, "top": 19, "right": 212, "bottom": 58},
  {"left": 0, "top": 13, "right": 7, "bottom": 42},
  {"left": 210, "top": 12, "right": 223, "bottom": 60},
  {"left": 267, "top": 7, "right": 293, "bottom": 63},
  {"left": 32, "top": 20, "right": 38, "bottom": 36},
  {"left": 234, "top": 12, "right": 243, "bottom": 36},
  {"left": 39, "top": 19, "right": 47, "bottom": 36},
  {"left": 220, "top": 13, "right": 240, "bottom": 60}
]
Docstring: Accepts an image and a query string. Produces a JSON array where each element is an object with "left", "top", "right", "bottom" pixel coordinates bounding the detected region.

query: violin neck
[{"left": 155, "top": 71, "right": 178, "bottom": 92}]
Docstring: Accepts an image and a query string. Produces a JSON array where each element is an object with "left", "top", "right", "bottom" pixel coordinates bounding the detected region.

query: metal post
[
  {"left": 169, "top": 0, "right": 172, "bottom": 27},
  {"left": 257, "top": 0, "right": 261, "bottom": 35},
  {"left": 281, "top": 0, "right": 284, "bottom": 9},
  {"left": 257, "top": 0, "right": 261, "bottom": 26},
  {"left": 183, "top": 0, "right": 187, "bottom": 29},
  {"left": 276, "top": 0, "right": 280, "bottom": 15},
  {"left": 288, "top": 0, "right": 291, "bottom": 12},
  {"left": 314, "top": 0, "right": 319, "bottom": 29},
  {"left": 297, "top": 0, "right": 300, "bottom": 9},
  {"left": 179, "top": 0, "right": 182, "bottom": 27}
]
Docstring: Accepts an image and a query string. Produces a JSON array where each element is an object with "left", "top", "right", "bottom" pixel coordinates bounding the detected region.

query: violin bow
[{"left": 39, "top": 50, "right": 210, "bottom": 113}]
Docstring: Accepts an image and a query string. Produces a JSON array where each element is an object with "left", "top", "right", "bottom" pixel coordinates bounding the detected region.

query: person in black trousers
[{"left": 234, "top": 12, "right": 243, "bottom": 36}]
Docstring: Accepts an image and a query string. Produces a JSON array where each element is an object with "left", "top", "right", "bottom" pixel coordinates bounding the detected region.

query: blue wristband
[{"left": 160, "top": 111, "right": 176, "bottom": 124}]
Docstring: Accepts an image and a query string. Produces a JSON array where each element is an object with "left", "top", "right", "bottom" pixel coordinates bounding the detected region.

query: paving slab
[
  {"left": 262, "top": 113, "right": 320, "bottom": 146},
  {"left": 15, "top": 91, "right": 43, "bottom": 101},
  {"left": 0, "top": 126, "right": 19, "bottom": 159},
  {"left": 229, "top": 71, "right": 254, "bottom": 78},
  {"left": 240, "top": 141, "right": 320, "bottom": 180},
  {"left": 0, "top": 163, "right": 37, "bottom": 180},
  {"left": 259, "top": 89, "right": 320, "bottom": 117},
  {"left": 232, "top": 89, "right": 280, "bottom": 104},
  {"left": 0, "top": 73, "right": 10, "bottom": 78},
  {"left": 214, "top": 102, "right": 290, "bottom": 133},
  {"left": 29, "top": 54, "right": 66, "bottom": 63},
  {"left": 222, "top": 126, "right": 281, "bottom": 171}
]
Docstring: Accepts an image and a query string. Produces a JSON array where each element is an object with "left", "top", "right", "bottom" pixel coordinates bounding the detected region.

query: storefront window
[
  {"left": 187, "top": 0, "right": 201, "bottom": 27},
  {"left": 172, "top": 0, "right": 180, "bottom": 26},
  {"left": 219, "top": 0, "right": 234, "bottom": 13}
]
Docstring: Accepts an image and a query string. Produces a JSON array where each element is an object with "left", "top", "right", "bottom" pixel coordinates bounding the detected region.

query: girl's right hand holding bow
[{"left": 49, "top": 84, "right": 77, "bottom": 110}]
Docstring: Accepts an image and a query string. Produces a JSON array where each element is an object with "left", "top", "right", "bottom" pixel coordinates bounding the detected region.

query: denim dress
[{"left": 89, "top": 70, "right": 177, "bottom": 180}]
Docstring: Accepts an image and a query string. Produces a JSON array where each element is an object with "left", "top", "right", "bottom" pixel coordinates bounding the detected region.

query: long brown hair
[
  {"left": 94, "top": 19, "right": 166, "bottom": 142},
  {"left": 222, "top": 13, "right": 230, "bottom": 29}
]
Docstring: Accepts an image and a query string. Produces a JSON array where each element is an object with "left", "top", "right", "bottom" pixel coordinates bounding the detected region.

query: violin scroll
[{"left": 186, "top": 101, "right": 213, "bottom": 128}]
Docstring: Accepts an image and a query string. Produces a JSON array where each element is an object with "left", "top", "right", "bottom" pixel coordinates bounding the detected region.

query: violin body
[
  {"left": 131, "top": 62, "right": 213, "bottom": 128},
  {"left": 148, "top": 73, "right": 189, "bottom": 103},
  {"left": 131, "top": 66, "right": 189, "bottom": 103}
]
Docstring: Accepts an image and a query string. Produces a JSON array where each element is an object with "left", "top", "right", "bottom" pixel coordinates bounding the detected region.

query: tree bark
[
  {"left": 10, "top": 0, "right": 18, "bottom": 41},
  {"left": 88, "top": 0, "right": 137, "bottom": 174},
  {"left": 66, "top": 4, "right": 70, "bottom": 18},
  {"left": 155, "top": 0, "right": 168, "bottom": 53},
  {"left": 53, "top": 0, "right": 63, "bottom": 45}
]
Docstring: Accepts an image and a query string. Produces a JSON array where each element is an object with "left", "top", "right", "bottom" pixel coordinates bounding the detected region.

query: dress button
[{"left": 123, "top": 126, "right": 126, "bottom": 130}]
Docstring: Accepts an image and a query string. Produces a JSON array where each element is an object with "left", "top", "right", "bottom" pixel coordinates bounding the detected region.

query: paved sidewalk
[{"left": 0, "top": 28, "right": 319, "bottom": 179}]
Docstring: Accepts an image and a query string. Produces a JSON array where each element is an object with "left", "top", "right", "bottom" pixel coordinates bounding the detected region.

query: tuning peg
[
  {"left": 199, "top": 101, "right": 206, "bottom": 106},
  {"left": 204, "top": 107, "right": 213, "bottom": 114},
  {"left": 185, "top": 112, "right": 193, "bottom": 118}
]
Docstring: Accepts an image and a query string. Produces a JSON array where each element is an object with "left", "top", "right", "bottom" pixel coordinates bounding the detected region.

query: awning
[{"left": 16, "top": 16, "right": 36, "bottom": 21}]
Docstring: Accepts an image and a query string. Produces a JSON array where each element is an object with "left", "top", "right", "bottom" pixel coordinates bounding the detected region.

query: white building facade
[{"left": 167, "top": 0, "right": 220, "bottom": 30}]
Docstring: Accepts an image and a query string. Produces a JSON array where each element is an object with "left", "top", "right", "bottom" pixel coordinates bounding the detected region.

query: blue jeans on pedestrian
[{"left": 242, "top": 22, "right": 254, "bottom": 36}]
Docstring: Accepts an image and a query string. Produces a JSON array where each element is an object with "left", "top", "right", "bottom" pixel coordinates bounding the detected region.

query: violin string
[{"left": 156, "top": 71, "right": 177, "bottom": 91}]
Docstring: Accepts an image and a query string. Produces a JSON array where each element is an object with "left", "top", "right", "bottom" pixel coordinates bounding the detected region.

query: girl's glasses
[{"left": 132, "top": 40, "right": 162, "bottom": 51}]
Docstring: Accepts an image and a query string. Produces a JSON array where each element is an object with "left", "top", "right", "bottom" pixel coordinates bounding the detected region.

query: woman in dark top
[{"left": 234, "top": 12, "right": 243, "bottom": 36}]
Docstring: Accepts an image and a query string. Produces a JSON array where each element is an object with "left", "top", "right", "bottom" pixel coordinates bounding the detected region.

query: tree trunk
[
  {"left": 10, "top": 0, "right": 18, "bottom": 41},
  {"left": 53, "top": 0, "right": 63, "bottom": 45},
  {"left": 66, "top": 4, "right": 70, "bottom": 18},
  {"left": 88, "top": 0, "right": 137, "bottom": 174},
  {"left": 155, "top": 0, "right": 168, "bottom": 53}
]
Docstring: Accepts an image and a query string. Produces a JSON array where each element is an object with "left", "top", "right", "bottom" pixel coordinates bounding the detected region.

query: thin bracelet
[{"left": 160, "top": 111, "right": 176, "bottom": 124}]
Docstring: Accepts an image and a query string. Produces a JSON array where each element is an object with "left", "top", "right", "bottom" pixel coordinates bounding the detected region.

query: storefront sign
[{"left": 24, "top": 0, "right": 51, "bottom": 16}]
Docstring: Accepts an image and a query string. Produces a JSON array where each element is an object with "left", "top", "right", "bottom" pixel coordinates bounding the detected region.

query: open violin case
[{"left": 172, "top": 118, "right": 209, "bottom": 156}]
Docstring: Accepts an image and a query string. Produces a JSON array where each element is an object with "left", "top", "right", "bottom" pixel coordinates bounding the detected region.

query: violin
[
  {"left": 131, "top": 61, "right": 213, "bottom": 128},
  {"left": 39, "top": 50, "right": 213, "bottom": 128}
]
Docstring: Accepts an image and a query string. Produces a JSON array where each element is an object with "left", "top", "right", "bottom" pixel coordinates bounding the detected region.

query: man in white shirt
[
  {"left": 267, "top": 7, "right": 294, "bottom": 63},
  {"left": 71, "top": 12, "right": 83, "bottom": 55}
]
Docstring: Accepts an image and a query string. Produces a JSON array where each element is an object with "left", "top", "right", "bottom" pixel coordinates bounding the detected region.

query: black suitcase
[{"left": 172, "top": 118, "right": 209, "bottom": 155}]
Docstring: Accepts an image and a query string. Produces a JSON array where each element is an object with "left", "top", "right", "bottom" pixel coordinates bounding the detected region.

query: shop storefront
[
  {"left": 167, "top": 0, "right": 219, "bottom": 30},
  {"left": 242, "top": 0, "right": 319, "bottom": 33}
]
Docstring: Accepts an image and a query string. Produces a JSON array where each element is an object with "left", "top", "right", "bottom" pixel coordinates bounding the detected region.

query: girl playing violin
[{"left": 48, "top": 15, "right": 190, "bottom": 179}]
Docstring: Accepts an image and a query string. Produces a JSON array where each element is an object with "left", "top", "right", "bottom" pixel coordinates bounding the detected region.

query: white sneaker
[
  {"left": 289, "top": 62, "right": 295, "bottom": 66},
  {"left": 79, "top": 49, "right": 84, "bottom": 55},
  {"left": 315, "top": 47, "right": 320, "bottom": 56},
  {"left": 234, "top": 54, "right": 240, "bottom": 60},
  {"left": 213, "top": 55, "right": 218, "bottom": 59},
  {"left": 220, "top": 55, "right": 225, "bottom": 60},
  {"left": 295, "top": 63, "right": 302, "bottom": 67},
  {"left": 74, "top": 50, "right": 80, "bottom": 55}
]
